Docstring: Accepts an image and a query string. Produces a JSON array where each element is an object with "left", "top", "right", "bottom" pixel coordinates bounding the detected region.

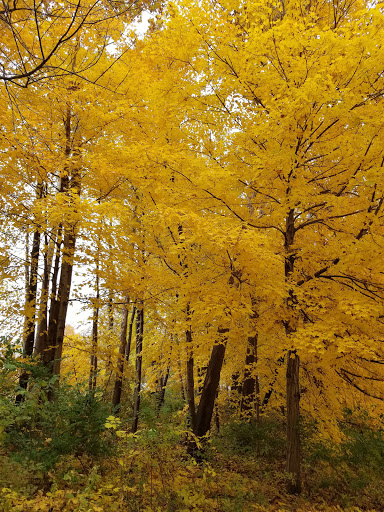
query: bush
[
  {"left": 214, "top": 416, "right": 286, "bottom": 459},
  {"left": 0, "top": 341, "right": 113, "bottom": 472}
]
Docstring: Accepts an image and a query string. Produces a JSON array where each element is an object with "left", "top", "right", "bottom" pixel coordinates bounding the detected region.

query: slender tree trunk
[
  {"left": 178, "top": 358, "right": 186, "bottom": 402},
  {"left": 186, "top": 326, "right": 196, "bottom": 431},
  {"left": 193, "top": 329, "right": 228, "bottom": 438},
  {"left": 35, "top": 230, "right": 55, "bottom": 357},
  {"left": 285, "top": 208, "right": 301, "bottom": 494},
  {"left": 22, "top": 228, "right": 40, "bottom": 357},
  {"left": 125, "top": 305, "right": 136, "bottom": 362},
  {"left": 112, "top": 296, "right": 130, "bottom": 408},
  {"left": 44, "top": 226, "right": 62, "bottom": 366},
  {"left": 16, "top": 226, "right": 41, "bottom": 402},
  {"left": 156, "top": 366, "right": 170, "bottom": 413},
  {"left": 240, "top": 333, "right": 259, "bottom": 420},
  {"left": 89, "top": 271, "right": 100, "bottom": 391},
  {"left": 52, "top": 227, "right": 77, "bottom": 377},
  {"left": 105, "top": 290, "right": 114, "bottom": 371},
  {"left": 132, "top": 307, "right": 144, "bottom": 433},
  {"left": 286, "top": 350, "right": 301, "bottom": 493}
]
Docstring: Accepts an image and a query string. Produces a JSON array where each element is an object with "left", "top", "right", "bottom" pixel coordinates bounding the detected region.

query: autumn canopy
[{"left": 0, "top": 0, "right": 384, "bottom": 507}]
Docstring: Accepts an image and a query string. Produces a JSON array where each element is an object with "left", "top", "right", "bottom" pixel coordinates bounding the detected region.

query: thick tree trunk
[
  {"left": 193, "top": 329, "right": 228, "bottom": 438},
  {"left": 45, "top": 105, "right": 80, "bottom": 387},
  {"left": 52, "top": 228, "right": 76, "bottom": 377},
  {"left": 112, "top": 297, "right": 130, "bottom": 408},
  {"left": 132, "top": 307, "right": 144, "bottom": 433}
]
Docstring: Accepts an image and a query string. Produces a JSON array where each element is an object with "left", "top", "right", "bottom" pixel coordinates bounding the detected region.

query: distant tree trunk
[
  {"left": 125, "top": 305, "right": 136, "bottom": 362},
  {"left": 240, "top": 333, "right": 259, "bottom": 421},
  {"left": 156, "top": 366, "right": 170, "bottom": 413},
  {"left": 193, "top": 328, "right": 228, "bottom": 438},
  {"left": 132, "top": 307, "right": 144, "bottom": 433},
  {"left": 186, "top": 326, "right": 196, "bottom": 431},
  {"left": 112, "top": 296, "right": 130, "bottom": 408},
  {"left": 105, "top": 290, "right": 114, "bottom": 371},
  {"left": 178, "top": 358, "right": 186, "bottom": 402},
  {"left": 35, "top": 230, "right": 55, "bottom": 357},
  {"left": 89, "top": 271, "right": 100, "bottom": 391}
]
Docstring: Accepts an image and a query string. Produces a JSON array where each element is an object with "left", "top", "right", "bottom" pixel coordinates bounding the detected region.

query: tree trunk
[
  {"left": 35, "top": 230, "right": 55, "bottom": 357},
  {"left": 16, "top": 226, "right": 41, "bottom": 402},
  {"left": 286, "top": 350, "right": 301, "bottom": 494},
  {"left": 284, "top": 208, "right": 301, "bottom": 493},
  {"left": 132, "top": 307, "right": 144, "bottom": 433},
  {"left": 240, "top": 333, "right": 259, "bottom": 421},
  {"left": 193, "top": 329, "right": 228, "bottom": 438},
  {"left": 52, "top": 227, "right": 76, "bottom": 377},
  {"left": 45, "top": 105, "right": 81, "bottom": 387},
  {"left": 186, "top": 326, "right": 196, "bottom": 431},
  {"left": 89, "top": 272, "right": 100, "bottom": 391},
  {"left": 125, "top": 305, "right": 136, "bottom": 362},
  {"left": 44, "top": 226, "right": 62, "bottom": 366},
  {"left": 156, "top": 366, "right": 170, "bottom": 413},
  {"left": 112, "top": 296, "right": 130, "bottom": 408}
]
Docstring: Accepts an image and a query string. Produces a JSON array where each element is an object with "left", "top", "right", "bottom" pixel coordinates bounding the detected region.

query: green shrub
[{"left": 214, "top": 416, "right": 285, "bottom": 459}]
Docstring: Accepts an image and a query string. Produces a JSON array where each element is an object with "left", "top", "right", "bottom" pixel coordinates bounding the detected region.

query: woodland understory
[{"left": 1, "top": 0, "right": 384, "bottom": 510}]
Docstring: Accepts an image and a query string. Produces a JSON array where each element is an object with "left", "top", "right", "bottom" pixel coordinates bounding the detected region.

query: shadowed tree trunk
[
  {"left": 35, "top": 230, "right": 55, "bottom": 357},
  {"left": 16, "top": 224, "right": 41, "bottom": 403},
  {"left": 240, "top": 333, "right": 259, "bottom": 421},
  {"left": 284, "top": 208, "right": 301, "bottom": 494},
  {"left": 44, "top": 225, "right": 62, "bottom": 367},
  {"left": 112, "top": 296, "right": 130, "bottom": 408},
  {"left": 89, "top": 271, "right": 100, "bottom": 391},
  {"left": 132, "top": 307, "right": 144, "bottom": 433},
  {"left": 125, "top": 305, "right": 136, "bottom": 362},
  {"left": 186, "top": 325, "right": 196, "bottom": 431},
  {"left": 45, "top": 105, "right": 81, "bottom": 388},
  {"left": 193, "top": 328, "right": 228, "bottom": 438},
  {"left": 286, "top": 350, "right": 301, "bottom": 493},
  {"left": 156, "top": 366, "right": 170, "bottom": 413}
]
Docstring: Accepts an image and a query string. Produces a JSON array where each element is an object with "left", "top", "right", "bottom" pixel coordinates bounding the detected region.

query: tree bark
[
  {"left": 125, "top": 305, "right": 136, "bottom": 362},
  {"left": 132, "top": 307, "right": 144, "bottom": 433},
  {"left": 156, "top": 366, "right": 170, "bottom": 413},
  {"left": 193, "top": 329, "right": 228, "bottom": 438},
  {"left": 240, "top": 333, "right": 259, "bottom": 421},
  {"left": 89, "top": 272, "right": 100, "bottom": 391},
  {"left": 112, "top": 296, "right": 130, "bottom": 408},
  {"left": 16, "top": 225, "right": 41, "bottom": 402},
  {"left": 186, "top": 326, "right": 196, "bottom": 431},
  {"left": 286, "top": 350, "right": 301, "bottom": 493},
  {"left": 35, "top": 230, "right": 55, "bottom": 357},
  {"left": 284, "top": 208, "right": 301, "bottom": 493}
]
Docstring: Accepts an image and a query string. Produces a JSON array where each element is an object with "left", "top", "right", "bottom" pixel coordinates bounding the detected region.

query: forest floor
[{"left": 1, "top": 414, "right": 383, "bottom": 512}]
